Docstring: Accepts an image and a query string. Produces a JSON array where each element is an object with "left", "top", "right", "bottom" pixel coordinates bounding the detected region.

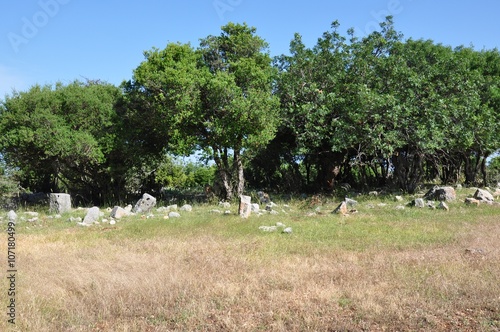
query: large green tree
[
  {"left": 0, "top": 80, "right": 127, "bottom": 204},
  {"left": 123, "top": 23, "right": 279, "bottom": 200}
]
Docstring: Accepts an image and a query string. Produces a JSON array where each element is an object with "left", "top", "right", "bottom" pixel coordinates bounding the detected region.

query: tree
[
  {"left": 123, "top": 23, "right": 280, "bottom": 200},
  {"left": 0, "top": 80, "right": 126, "bottom": 204}
]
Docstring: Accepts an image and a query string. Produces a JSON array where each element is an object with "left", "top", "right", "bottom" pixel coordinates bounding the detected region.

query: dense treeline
[{"left": 1, "top": 18, "right": 499, "bottom": 204}]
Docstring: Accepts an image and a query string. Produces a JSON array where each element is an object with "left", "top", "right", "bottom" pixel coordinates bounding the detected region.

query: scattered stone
[
  {"left": 427, "top": 201, "right": 436, "bottom": 209},
  {"left": 167, "top": 204, "right": 178, "bottom": 211},
  {"left": 276, "top": 222, "right": 285, "bottom": 228},
  {"left": 69, "top": 217, "right": 82, "bottom": 223},
  {"left": 146, "top": 214, "right": 154, "bottom": 219},
  {"left": 438, "top": 201, "right": 449, "bottom": 211},
  {"left": 473, "top": 189, "right": 494, "bottom": 203},
  {"left": 210, "top": 209, "right": 222, "bottom": 214},
  {"left": 239, "top": 195, "right": 252, "bottom": 219},
  {"left": 411, "top": 198, "right": 425, "bottom": 208},
  {"left": 395, "top": 205, "right": 405, "bottom": 210},
  {"left": 168, "top": 212, "right": 181, "bottom": 218},
  {"left": 8, "top": 210, "right": 17, "bottom": 222},
  {"left": 456, "top": 184, "right": 463, "bottom": 190},
  {"left": 344, "top": 197, "right": 358, "bottom": 208},
  {"left": 81, "top": 206, "right": 100, "bottom": 225},
  {"left": 124, "top": 204, "right": 133, "bottom": 213},
  {"left": 259, "top": 225, "right": 277, "bottom": 232},
  {"left": 163, "top": 215, "right": 169, "bottom": 220},
  {"left": 394, "top": 196, "right": 404, "bottom": 202},
  {"left": 224, "top": 210, "right": 232, "bottom": 215},
  {"left": 25, "top": 211, "right": 39, "bottom": 217},
  {"left": 180, "top": 204, "right": 192, "bottom": 212},
  {"left": 251, "top": 203, "right": 260, "bottom": 213},
  {"left": 269, "top": 210, "right": 279, "bottom": 215},
  {"left": 257, "top": 191, "right": 271, "bottom": 204},
  {"left": 49, "top": 193, "right": 72, "bottom": 214},
  {"left": 424, "top": 186, "right": 456, "bottom": 201},
  {"left": 27, "top": 217, "right": 38, "bottom": 222},
  {"left": 219, "top": 202, "right": 231, "bottom": 209},
  {"left": 465, "top": 197, "right": 480, "bottom": 206},
  {"left": 109, "top": 219, "right": 116, "bottom": 225},
  {"left": 377, "top": 203, "right": 387, "bottom": 207},
  {"left": 265, "top": 202, "right": 278, "bottom": 211},
  {"left": 102, "top": 218, "right": 109, "bottom": 223},
  {"left": 368, "top": 191, "right": 378, "bottom": 196},
  {"left": 333, "top": 201, "right": 348, "bottom": 215},
  {"left": 493, "top": 189, "right": 500, "bottom": 198},
  {"left": 156, "top": 206, "right": 168, "bottom": 212},
  {"left": 282, "top": 227, "right": 293, "bottom": 234},
  {"left": 464, "top": 248, "right": 486, "bottom": 256},
  {"left": 110, "top": 206, "right": 128, "bottom": 219},
  {"left": 133, "top": 193, "right": 157, "bottom": 213}
]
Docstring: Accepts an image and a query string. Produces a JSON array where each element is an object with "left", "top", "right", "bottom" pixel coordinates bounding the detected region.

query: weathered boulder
[
  {"left": 333, "top": 201, "right": 348, "bottom": 215},
  {"left": 180, "top": 204, "right": 192, "bottom": 212},
  {"left": 81, "top": 207, "right": 100, "bottom": 225},
  {"left": 410, "top": 198, "right": 425, "bottom": 208},
  {"left": 465, "top": 197, "right": 481, "bottom": 206},
  {"left": 474, "top": 189, "right": 494, "bottom": 203},
  {"left": 438, "top": 201, "right": 449, "bottom": 211},
  {"left": 168, "top": 212, "right": 181, "bottom": 218},
  {"left": 7, "top": 210, "right": 17, "bottom": 222},
  {"left": 424, "top": 186, "right": 456, "bottom": 201},
  {"left": 133, "top": 193, "right": 157, "bottom": 213},
  {"left": 110, "top": 206, "right": 128, "bottom": 219},
  {"left": 49, "top": 193, "right": 72, "bottom": 214},
  {"left": 239, "top": 195, "right": 252, "bottom": 219}
]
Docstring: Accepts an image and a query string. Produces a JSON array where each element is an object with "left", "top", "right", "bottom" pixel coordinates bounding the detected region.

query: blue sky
[{"left": 1, "top": 0, "right": 499, "bottom": 99}]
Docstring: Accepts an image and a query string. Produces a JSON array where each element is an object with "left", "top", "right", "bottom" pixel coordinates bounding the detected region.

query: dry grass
[{"left": 1, "top": 199, "right": 499, "bottom": 331}]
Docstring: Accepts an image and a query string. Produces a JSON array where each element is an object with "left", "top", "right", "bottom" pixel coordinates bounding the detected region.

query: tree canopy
[{"left": 1, "top": 18, "right": 499, "bottom": 205}]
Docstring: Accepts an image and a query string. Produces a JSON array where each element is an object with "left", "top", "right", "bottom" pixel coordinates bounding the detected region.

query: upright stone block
[
  {"left": 49, "top": 193, "right": 71, "bottom": 214},
  {"left": 133, "top": 193, "right": 157, "bottom": 213},
  {"left": 239, "top": 195, "right": 252, "bottom": 219}
]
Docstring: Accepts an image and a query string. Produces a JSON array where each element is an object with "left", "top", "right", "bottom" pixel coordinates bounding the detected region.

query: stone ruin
[
  {"left": 49, "top": 193, "right": 72, "bottom": 214},
  {"left": 132, "top": 193, "right": 157, "bottom": 213}
]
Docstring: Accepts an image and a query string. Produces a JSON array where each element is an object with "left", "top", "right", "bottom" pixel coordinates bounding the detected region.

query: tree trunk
[
  {"left": 233, "top": 149, "right": 245, "bottom": 198},
  {"left": 213, "top": 147, "right": 233, "bottom": 201}
]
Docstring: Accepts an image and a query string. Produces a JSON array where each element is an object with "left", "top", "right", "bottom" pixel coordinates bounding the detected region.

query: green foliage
[
  {"left": 124, "top": 23, "right": 280, "bottom": 200},
  {"left": 267, "top": 16, "right": 500, "bottom": 193},
  {"left": 0, "top": 80, "right": 126, "bottom": 204},
  {"left": 487, "top": 155, "right": 500, "bottom": 185},
  {"left": 0, "top": 157, "right": 18, "bottom": 196},
  {"left": 155, "top": 155, "right": 216, "bottom": 190}
]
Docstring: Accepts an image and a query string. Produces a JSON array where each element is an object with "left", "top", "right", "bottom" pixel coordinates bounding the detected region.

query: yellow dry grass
[{"left": 1, "top": 204, "right": 499, "bottom": 331}]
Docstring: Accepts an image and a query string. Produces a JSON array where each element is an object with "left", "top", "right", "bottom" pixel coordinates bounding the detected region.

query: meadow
[{"left": 1, "top": 188, "right": 499, "bottom": 331}]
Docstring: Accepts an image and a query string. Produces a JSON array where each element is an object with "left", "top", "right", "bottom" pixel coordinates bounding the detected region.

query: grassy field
[{"left": 1, "top": 189, "right": 499, "bottom": 331}]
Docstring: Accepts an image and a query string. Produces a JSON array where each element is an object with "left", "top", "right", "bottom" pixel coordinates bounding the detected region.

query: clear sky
[{"left": 1, "top": 0, "right": 499, "bottom": 99}]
